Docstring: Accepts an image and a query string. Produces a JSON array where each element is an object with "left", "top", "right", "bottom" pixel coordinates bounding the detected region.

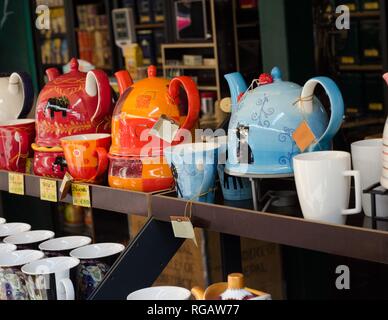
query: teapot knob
[
  {"left": 258, "top": 73, "right": 273, "bottom": 86},
  {"left": 148, "top": 65, "right": 157, "bottom": 78},
  {"left": 70, "top": 58, "right": 79, "bottom": 72},
  {"left": 271, "top": 67, "right": 282, "bottom": 81}
]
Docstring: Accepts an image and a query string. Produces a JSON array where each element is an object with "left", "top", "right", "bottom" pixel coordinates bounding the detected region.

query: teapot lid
[{"left": 252, "top": 67, "right": 301, "bottom": 94}]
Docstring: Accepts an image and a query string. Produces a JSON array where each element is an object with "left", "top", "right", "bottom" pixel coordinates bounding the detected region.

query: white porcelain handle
[
  {"left": 57, "top": 278, "right": 75, "bottom": 300},
  {"left": 342, "top": 170, "right": 362, "bottom": 215}
]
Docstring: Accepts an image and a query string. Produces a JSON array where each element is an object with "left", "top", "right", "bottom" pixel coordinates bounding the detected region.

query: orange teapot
[
  {"left": 111, "top": 65, "right": 200, "bottom": 157},
  {"left": 108, "top": 66, "right": 200, "bottom": 192}
]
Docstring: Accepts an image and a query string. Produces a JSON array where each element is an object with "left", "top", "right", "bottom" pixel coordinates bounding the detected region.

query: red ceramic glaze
[
  {"left": 61, "top": 134, "right": 111, "bottom": 184},
  {"left": 0, "top": 120, "right": 35, "bottom": 173},
  {"left": 32, "top": 145, "right": 67, "bottom": 179},
  {"left": 35, "top": 58, "right": 113, "bottom": 148}
]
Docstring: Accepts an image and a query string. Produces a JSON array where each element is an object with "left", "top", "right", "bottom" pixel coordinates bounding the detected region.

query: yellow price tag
[
  {"left": 72, "top": 184, "right": 91, "bottom": 208},
  {"left": 8, "top": 173, "right": 24, "bottom": 195},
  {"left": 40, "top": 179, "right": 57, "bottom": 203}
]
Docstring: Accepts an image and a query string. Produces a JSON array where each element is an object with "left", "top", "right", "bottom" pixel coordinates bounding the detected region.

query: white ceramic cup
[
  {"left": 0, "top": 218, "right": 5, "bottom": 225},
  {"left": 4, "top": 230, "right": 55, "bottom": 249},
  {"left": 0, "top": 223, "right": 31, "bottom": 240},
  {"left": 22, "top": 257, "right": 80, "bottom": 301},
  {"left": 0, "top": 243, "right": 17, "bottom": 254},
  {"left": 351, "top": 139, "right": 388, "bottom": 217},
  {"left": 293, "top": 151, "right": 362, "bottom": 225},
  {"left": 127, "top": 286, "right": 192, "bottom": 300},
  {"left": 39, "top": 236, "right": 92, "bottom": 257}
]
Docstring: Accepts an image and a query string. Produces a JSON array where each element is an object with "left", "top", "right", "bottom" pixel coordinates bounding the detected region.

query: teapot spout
[
  {"left": 224, "top": 73, "right": 247, "bottom": 108},
  {"left": 115, "top": 70, "right": 134, "bottom": 95},
  {"left": 383, "top": 73, "right": 388, "bottom": 86}
]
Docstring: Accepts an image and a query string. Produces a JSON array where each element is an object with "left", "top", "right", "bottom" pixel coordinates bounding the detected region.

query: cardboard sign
[
  {"left": 292, "top": 121, "right": 316, "bottom": 152},
  {"left": 60, "top": 173, "right": 74, "bottom": 200},
  {"left": 40, "top": 179, "right": 58, "bottom": 203},
  {"left": 8, "top": 173, "right": 24, "bottom": 195},
  {"left": 171, "top": 216, "right": 198, "bottom": 247},
  {"left": 72, "top": 184, "right": 91, "bottom": 208}
]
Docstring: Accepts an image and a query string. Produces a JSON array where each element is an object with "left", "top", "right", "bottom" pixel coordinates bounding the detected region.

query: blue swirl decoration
[
  {"left": 278, "top": 127, "right": 297, "bottom": 167},
  {"left": 254, "top": 95, "right": 274, "bottom": 128}
]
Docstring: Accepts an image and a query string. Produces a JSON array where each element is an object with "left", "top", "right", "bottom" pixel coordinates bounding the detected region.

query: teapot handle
[
  {"left": 9, "top": 72, "right": 34, "bottom": 119},
  {"left": 168, "top": 76, "right": 200, "bottom": 136},
  {"left": 86, "top": 70, "right": 112, "bottom": 124},
  {"left": 300, "top": 77, "right": 344, "bottom": 150}
]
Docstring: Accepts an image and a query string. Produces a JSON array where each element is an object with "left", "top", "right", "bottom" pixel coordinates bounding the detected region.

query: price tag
[
  {"left": 149, "top": 115, "right": 180, "bottom": 144},
  {"left": 59, "top": 172, "right": 74, "bottom": 200},
  {"left": 40, "top": 179, "right": 57, "bottom": 203},
  {"left": 72, "top": 184, "right": 91, "bottom": 208},
  {"left": 292, "top": 121, "right": 317, "bottom": 152},
  {"left": 8, "top": 173, "right": 24, "bottom": 195},
  {"left": 170, "top": 216, "right": 198, "bottom": 247}
]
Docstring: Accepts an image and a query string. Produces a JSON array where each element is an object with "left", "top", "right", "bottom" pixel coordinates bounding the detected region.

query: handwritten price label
[
  {"left": 8, "top": 173, "right": 24, "bottom": 195},
  {"left": 72, "top": 184, "right": 91, "bottom": 208},
  {"left": 40, "top": 179, "right": 57, "bottom": 202}
]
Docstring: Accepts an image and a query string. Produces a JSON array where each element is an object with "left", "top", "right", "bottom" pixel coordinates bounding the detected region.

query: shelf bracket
[{"left": 89, "top": 217, "right": 185, "bottom": 300}]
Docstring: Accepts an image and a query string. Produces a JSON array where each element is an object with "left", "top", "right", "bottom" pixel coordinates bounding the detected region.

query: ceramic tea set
[{"left": 0, "top": 221, "right": 124, "bottom": 300}]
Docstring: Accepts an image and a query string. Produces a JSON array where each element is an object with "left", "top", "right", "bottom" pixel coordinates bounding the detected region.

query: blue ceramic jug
[{"left": 224, "top": 67, "right": 344, "bottom": 175}]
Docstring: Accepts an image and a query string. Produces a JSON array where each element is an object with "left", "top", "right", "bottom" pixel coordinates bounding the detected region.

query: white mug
[
  {"left": 293, "top": 151, "right": 362, "bottom": 225},
  {"left": 21, "top": 257, "right": 80, "bottom": 301},
  {"left": 127, "top": 286, "right": 192, "bottom": 300},
  {"left": 351, "top": 139, "right": 388, "bottom": 217}
]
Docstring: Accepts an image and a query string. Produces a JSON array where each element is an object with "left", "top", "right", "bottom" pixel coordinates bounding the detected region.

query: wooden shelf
[
  {"left": 163, "top": 65, "right": 217, "bottom": 70},
  {"left": 342, "top": 116, "right": 385, "bottom": 129},
  {"left": 197, "top": 85, "right": 218, "bottom": 91},
  {"left": 0, "top": 171, "right": 150, "bottom": 216},
  {"left": 162, "top": 43, "right": 215, "bottom": 49},
  {"left": 3, "top": 171, "right": 388, "bottom": 264},
  {"left": 151, "top": 192, "right": 388, "bottom": 265},
  {"left": 135, "top": 23, "right": 164, "bottom": 30},
  {"left": 324, "top": 11, "right": 380, "bottom": 18},
  {"left": 338, "top": 64, "right": 383, "bottom": 72}
]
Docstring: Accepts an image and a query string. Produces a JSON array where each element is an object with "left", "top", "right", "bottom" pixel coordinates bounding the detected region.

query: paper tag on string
[
  {"left": 292, "top": 121, "right": 317, "bottom": 152},
  {"left": 8, "top": 173, "right": 24, "bottom": 195},
  {"left": 60, "top": 172, "right": 74, "bottom": 200},
  {"left": 40, "top": 179, "right": 58, "bottom": 203},
  {"left": 149, "top": 115, "right": 180, "bottom": 144},
  {"left": 170, "top": 216, "right": 198, "bottom": 247}
]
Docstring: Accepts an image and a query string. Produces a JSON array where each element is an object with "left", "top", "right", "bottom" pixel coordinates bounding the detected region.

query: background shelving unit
[{"left": 161, "top": 0, "right": 221, "bottom": 101}]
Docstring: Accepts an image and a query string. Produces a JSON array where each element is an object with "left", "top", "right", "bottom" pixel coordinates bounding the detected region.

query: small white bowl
[
  {"left": 70, "top": 243, "right": 125, "bottom": 260},
  {"left": 0, "top": 243, "right": 17, "bottom": 254},
  {"left": 127, "top": 286, "right": 192, "bottom": 301},
  {"left": 0, "top": 218, "right": 6, "bottom": 225},
  {"left": 4, "top": 230, "right": 55, "bottom": 246},
  {"left": 0, "top": 250, "right": 44, "bottom": 268},
  {"left": 39, "top": 236, "right": 92, "bottom": 252},
  {"left": 0, "top": 223, "right": 31, "bottom": 238}
]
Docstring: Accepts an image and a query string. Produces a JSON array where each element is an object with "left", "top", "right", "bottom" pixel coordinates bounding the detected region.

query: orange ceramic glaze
[
  {"left": 111, "top": 66, "right": 200, "bottom": 157},
  {"left": 61, "top": 134, "right": 111, "bottom": 184},
  {"left": 108, "top": 155, "right": 173, "bottom": 192}
]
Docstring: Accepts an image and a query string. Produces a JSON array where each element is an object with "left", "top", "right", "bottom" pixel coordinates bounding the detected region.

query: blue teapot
[{"left": 225, "top": 67, "right": 344, "bottom": 175}]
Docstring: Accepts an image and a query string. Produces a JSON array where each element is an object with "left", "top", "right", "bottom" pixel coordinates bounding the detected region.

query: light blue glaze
[
  {"left": 164, "top": 144, "right": 219, "bottom": 204},
  {"left": 225, "top": 67, "right": 344, "bottom": 175}
]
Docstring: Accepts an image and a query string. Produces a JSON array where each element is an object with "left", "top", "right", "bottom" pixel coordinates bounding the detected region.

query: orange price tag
[{"left": 292, "top": 121, "right": 317, "bottom": 152}]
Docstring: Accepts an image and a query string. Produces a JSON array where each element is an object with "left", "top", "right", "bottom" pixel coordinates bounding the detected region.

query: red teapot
[{"left": 33, "top": 58, "right": 114, "bottom": 179}]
